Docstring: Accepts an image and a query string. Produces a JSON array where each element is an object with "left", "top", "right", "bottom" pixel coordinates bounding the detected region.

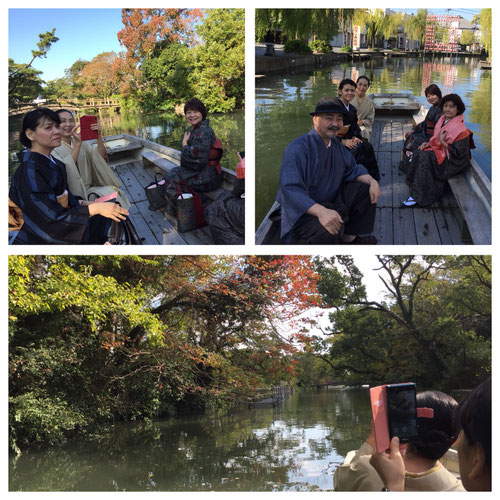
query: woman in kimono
[
  {"left": 400, "top": 94, "right": 473, "bottom": 207},
  {"left": 403, "top": 84, "right": 443, "bottom": 155},
  {"left": 336, "top": 78, "right": 380, "bottom": 180},
  {"left": 52, "top": 110, "right": 130, "bottom": 209},
  {"left": 9, "top": 108, "right": 129, "bottom": 244},
  {"left": 167, "top": 98, "right": 221, "bottom": 193},
  {"left": 352, "top": 75, "right": 375, "bottom": 141}
]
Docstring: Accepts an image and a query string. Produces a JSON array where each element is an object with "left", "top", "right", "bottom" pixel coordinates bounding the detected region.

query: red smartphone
[
  {"left": 370, "top": 385, "right": 390, "bottom": 453},
  {"left": 80, "top": 115, "right": 98, "bottom": 141},
  {"left": 370, "top": 383, "right": 418, "bottom": 453}
]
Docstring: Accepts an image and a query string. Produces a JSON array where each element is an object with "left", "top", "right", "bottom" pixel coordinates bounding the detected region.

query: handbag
[
  {"left": 106, "top": 218, "right": 143, "bottom": 245},
  {"left": 145, "top": 173, "right": 167, "bottom": 210},
  {"left": 175, "top": 181, "right": 207, "bottom": 233}
]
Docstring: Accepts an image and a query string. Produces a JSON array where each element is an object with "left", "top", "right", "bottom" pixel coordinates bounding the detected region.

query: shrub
[
  {"left": 284, "top": 39, "right": 312, "bottom": 54},
  {"left": 309, "top": 39, "right": 331, "bottom": 54},
  {"left": 340, "top": 46, "right": 352, "bottom": 52}
]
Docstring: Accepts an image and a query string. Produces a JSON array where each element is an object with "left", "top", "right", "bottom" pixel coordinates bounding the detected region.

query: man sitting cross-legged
[{"left": 277, "top": 97, "right": 380, "bottom": 244}]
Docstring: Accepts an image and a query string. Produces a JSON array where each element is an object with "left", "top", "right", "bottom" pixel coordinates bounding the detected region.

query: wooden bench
[{"left": 447, "top": 159, "right": 491, "bottom": 244}]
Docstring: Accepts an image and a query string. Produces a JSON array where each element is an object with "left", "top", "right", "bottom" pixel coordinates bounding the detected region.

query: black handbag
[
  {"left": 107, "top": 218, "right": 142, "bottom": 245},
  {"left": 145, "top": 173, "right": 167, "bottom": 210},
  {"left": 175, "top": 181, "right": 207, "bottom": 233}
]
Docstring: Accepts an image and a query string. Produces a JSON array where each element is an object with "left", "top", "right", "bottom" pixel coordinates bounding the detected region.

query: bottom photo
[{"left": 8, "top": 255, "right": 491, "bottom": 492}]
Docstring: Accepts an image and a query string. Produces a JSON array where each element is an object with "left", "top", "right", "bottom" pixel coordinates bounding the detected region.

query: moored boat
[
  {"left": 370, "top": 92, "right": 421, "bottom": 114},
  {"left": 255, "top": 94, "right": 491, "bottom": 245},
  {"left": 94, "top": 133, "right": 237, "bottom": 245}
]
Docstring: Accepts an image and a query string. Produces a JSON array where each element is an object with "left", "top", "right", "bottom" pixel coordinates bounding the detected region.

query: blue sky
[{"left": 9, "top": 9, "right": 124, "bottom": 81}]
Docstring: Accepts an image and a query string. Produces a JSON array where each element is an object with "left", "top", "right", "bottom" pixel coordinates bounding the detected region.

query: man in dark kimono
[{"left": 277, "top": 97, "right": 380, "bottom": 244}]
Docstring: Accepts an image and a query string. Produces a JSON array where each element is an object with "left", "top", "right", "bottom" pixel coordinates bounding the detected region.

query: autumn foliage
[{"left": 9, "top": 255, "right": 320, "bottom": 451}]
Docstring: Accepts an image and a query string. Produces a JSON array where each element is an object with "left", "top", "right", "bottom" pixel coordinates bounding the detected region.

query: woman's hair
[
  {"left": 412, "top": 390, "right": 459, "bottom": 460},
  {"left": 455, "top": 377, "right": 491, "bottom": 469},
  {"left": 356, "top": 75, "right": 371, "bottom": 87},
  {"left": 440, "top": 93, "right": 466, "bottom": 115},
  {"left": 20, "top": 108, "right": 61, "bottom": 148},
  {"left": 424, "top": 84, "right": 442, "bottom": 100},
  {"left": 338, "top": 78, "right": 357, "bottom": 91},
  {"left": 184, "top": 98, "right": 207, "bottom": 120}
]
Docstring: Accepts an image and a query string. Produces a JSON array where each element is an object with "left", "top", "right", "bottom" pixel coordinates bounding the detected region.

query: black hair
[
  {"left": 338, "top": 78, "right": 357, "bottom": 91},
  {"left": 56, "top": 108, "right": 74, "bottom": 117},
  {"left": 412, "top": 390, "right": 459, "bottom": 460},
  {"left": 440, "top": 93, "right": 466, "bottom": 115},
  {"left": 424, "top": 84, "right": 442, "bottom": 100},
  {"left": 455, "top": 377, "right": 491, "bottom": 469},
  {"left": 356, "top": 75, "right": 371, "bottom": 87},
  {"left": 20, "top": 108, "right": 61, "bottom": 148},
  {"left": 184, "top": 98, "right": 208, "bottom": 120}
]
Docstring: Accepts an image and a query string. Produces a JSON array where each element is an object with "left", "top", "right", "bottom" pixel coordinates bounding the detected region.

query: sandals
[{"left": 401, "top": 196, "right": 418, "bottom": 207}]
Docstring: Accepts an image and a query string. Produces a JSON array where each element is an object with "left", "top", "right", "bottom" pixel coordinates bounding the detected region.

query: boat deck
[
  {"left": 370, "top": 116, "right": 467, "bottom": 245},
  {"left": 112, "top": 160, "right": 215, "bottom": 245},
  {"left": 256, "top": 116, "right": 470, "bottom": 245}
]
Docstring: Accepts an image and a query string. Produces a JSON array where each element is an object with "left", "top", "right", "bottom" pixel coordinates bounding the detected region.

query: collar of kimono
[{"left": 433, "top": 114, "right": 467, "bottom": 144}]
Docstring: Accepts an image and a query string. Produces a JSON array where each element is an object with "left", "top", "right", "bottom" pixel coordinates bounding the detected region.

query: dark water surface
[
  {"left": 255, "top": 56, "right": 491, "bottom": 226},
  {"left": 9, "top": 388, "right": 372, "bottom": 491},
  {"left": 8, "top": 109, "right": 245, "bottom": 180}
]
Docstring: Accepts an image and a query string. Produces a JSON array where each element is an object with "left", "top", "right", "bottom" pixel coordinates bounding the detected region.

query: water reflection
[
  {"left": 9, "top": 389, "right": 372, "bottom": 492},
  {"left": 8, "top": 109, "right": 245, "bottom": 180},
  {"left": 256, "top": 56, "right": 491, "bottom": 225}
]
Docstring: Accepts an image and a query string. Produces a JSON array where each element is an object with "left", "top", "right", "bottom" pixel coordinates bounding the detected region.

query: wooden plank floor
[
  {"left": 371, "top": 117, "right": 467, "bottom": 245},
  {"left": 113, "top": 160, "right": 214, "bottom": 245}
]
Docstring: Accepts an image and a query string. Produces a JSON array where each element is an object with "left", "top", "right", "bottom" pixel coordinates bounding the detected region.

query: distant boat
[{"left": 369, "top": 92, "right": 421, "bottom": 114}]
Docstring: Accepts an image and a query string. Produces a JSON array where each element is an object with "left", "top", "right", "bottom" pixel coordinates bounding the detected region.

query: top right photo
[{"left": 255, "top": 8, "right": 491, "bottom": 245}]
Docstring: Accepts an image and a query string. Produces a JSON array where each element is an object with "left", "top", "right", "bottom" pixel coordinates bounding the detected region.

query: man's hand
[
  {"left": 369, "top": 178, "right": 380, "bottom": 204},
  {"left": 307, "top": 204, "right": 343, "bottom": 235},
  {"left": 369, "top": 436, "right": 405, "bottom": 491}
]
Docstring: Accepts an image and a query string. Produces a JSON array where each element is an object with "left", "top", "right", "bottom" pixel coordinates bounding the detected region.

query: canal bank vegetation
[
  {"left": 9, "top": 255, "right": 319, "bottom": 453},
  {"left": 256, "top": 8, "right": 491, "bottom": 57},
  {"left": 9, "top": 255, "right": 490, "bottom": 453},
  {"left": 301, "top": 256, "right": 491, "bottom": 393},
  {"left": 9, "top": 8, "right": 244, "bottom": 114}
]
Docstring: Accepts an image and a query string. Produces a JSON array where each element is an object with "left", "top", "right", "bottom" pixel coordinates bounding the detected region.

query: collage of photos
[{"left": 7, "top": 7, "right": 492, "bottom": 495}]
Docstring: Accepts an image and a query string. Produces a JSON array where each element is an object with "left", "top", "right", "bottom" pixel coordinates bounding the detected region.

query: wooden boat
[
  {"left": 370, "top": 93, "right": 421, "bottom": 114},
  {"left": 479, "top": 60, "right": 492, "bottom": 70},
  {"left": 94, "top": 133, "right": 236, "bottom": 245},
  {"left": 255, "top": 95, "right": 491, "bottom": 245}
]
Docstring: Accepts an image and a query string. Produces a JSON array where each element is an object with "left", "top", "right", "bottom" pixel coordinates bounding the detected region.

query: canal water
[
  {"left": 255, "top": 55, "right": 492, "bottom": 226},
  {"left": 8, "top": 109, "right": 245, "bottom": 180},
  {"left": 9, "top": 388, "right": 372, "bottom": 492}
]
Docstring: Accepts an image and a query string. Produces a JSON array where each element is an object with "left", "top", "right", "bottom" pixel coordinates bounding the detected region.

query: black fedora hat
[{"left": 309, "top": 98, "right": 348, "bottom": 116}]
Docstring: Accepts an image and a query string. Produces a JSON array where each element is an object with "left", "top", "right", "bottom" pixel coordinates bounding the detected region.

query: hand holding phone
[
  {"left": 370, "top": 383, "right": 418, "bottom": 453},
  {"left": 80, "top": 115, "right": 98, "bottom": 141}
]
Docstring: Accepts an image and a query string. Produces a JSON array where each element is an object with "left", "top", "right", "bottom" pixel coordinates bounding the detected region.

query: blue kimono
[
  {"left": 277, "top": 128, "right": 368, "bottom": 241},
  {"left": 9, "top": 150, "right": 105, "bottom": 244}
]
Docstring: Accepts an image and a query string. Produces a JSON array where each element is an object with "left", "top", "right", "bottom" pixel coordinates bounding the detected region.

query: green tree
[
  {"left": 9, "top": 29, "right": 59, "bottom": 100},
  {"left": 256, "top": 9, "right": 353, "bottom": 42},
  {"left": 9, "top": 255, "right": 320, "bottom": 452},
  {"left": 311, "top": 256, "right": 491, "bottom": 391},
  {"left": 192, "top": 9, "right": 245, "bottom": 112},
  {"left": 8, "top": 59, "right": 44, "bottom": 104},
  {"left": 460, "top": 30, "right": 476, "bottom": 48},
  {"left": 140, "top": 42, "right": 195, "bottom": 111},
  {"left": 404, "top": 9, "right": 428, "bottom": 48},
  {"left": 473, "top": 9, "right": 492, "bottom": 59}
]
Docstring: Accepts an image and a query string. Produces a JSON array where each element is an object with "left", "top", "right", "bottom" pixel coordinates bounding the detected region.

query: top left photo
[{"left": 8, "top": 8, "right": 245, "bottom": 245}]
